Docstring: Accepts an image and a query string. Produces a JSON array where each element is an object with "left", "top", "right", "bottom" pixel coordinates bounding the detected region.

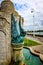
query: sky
[{"left": 0, "top": 0, "right": 43, "bottom": 31}]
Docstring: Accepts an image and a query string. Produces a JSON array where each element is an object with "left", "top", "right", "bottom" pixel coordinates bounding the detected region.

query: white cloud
[
  {"left": 0, "top": 0, "right": 43, "bottom": 13},
  {"left": 0, "top": 0, "right": 43, "bottom": 30}
]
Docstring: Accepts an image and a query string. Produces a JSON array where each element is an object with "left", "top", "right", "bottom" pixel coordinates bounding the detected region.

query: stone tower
[{"left": 0, "top": 0, "right": 15, "bottom": 64}]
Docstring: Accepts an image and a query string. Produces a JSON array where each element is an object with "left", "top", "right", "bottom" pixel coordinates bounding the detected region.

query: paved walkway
[{"left": 29, "top": 45, "right": 43, "bottom": 54}]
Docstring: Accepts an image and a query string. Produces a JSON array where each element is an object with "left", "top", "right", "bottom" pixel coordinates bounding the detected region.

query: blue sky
[{"left": 0, "top": 0, "right": 43, "bottom": 31}]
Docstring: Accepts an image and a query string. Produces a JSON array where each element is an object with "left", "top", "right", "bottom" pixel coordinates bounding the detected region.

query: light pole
[{"left": 31, "top": 8, "right": 35, "bottom": 37}]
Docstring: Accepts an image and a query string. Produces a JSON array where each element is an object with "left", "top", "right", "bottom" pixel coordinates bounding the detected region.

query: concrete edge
[{"left": 28, "top": 47, "right": 43, "bottom": 61}]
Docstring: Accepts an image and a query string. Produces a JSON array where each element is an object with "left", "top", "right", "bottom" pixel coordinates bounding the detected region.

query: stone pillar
[
  {"left": 0, "top": 12, "right": 11, "bottom": 65},
  {"left": 12, "top": 43, "right": 25, "bottom": 65},
  {"left": 0, "top": 0, "right": 15, "bottom": 64}
]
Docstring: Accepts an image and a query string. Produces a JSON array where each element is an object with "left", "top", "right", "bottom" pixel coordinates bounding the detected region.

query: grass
[{"left": 24, "top": 38, "right": 41, "bottom": 46}]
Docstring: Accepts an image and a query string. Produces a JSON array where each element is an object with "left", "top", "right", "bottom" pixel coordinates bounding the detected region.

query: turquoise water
[
  {"left": 22, "top": 48, "right": 43, "bottom": 65},
  {"left": 11, "top": 13, "right": 26, "bottom": 43}
]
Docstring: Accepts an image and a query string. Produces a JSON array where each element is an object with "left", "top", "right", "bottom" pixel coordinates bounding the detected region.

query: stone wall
[{"left": 0, "top": 12, "right": 11, "bottom": 64}]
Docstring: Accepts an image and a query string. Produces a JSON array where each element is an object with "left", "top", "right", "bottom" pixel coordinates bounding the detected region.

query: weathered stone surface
[
  {"left": 0, "top": 13, "right": 11, "bottom": 64},
  {"left": 1, "top": 0, "right": 14, "bottom": 14},
  {"left": 0, "top": 31, "right": 6, "bottom": 62},
  {"left": 12, "top": 43, "right": 25, "bottom": 65}
]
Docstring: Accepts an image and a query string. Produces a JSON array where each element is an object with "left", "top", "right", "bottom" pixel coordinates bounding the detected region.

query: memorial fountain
[
  {"left": 0, "top": 0, "right": 26, "bottom": 65},
  {"left": 0, "top": 0, "right": 43, "bottom": 65}
]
